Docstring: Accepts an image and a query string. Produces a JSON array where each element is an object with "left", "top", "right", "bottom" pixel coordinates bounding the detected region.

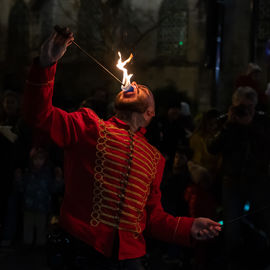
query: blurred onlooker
[
  {"left": 159, "top": 103, "right": 194, "bottom": 172},
  {"left": 235, "top": 62, "right": 268, "bottom": 111},
  {"left": 160, "top": 147, "right": 193, "bottom": 268},
  {"left": 80, "top": 88, "right": 109, "bottom": 119},
  {"left": 208, "top": 86, "right": 270, "bottom": 268},
  {"left": 179, "top": 102, "right": 195, "bottom": 136},
  {"left": 15, "top": 147, "right": 63, "bottom": 247},
  {"left": 0, "top": 90, "right": 31, "bottom": 246},
  {"left": 145, "top": 117, "right": 164, "bottom": 151},
  {"left": 0, "top": 91, "right": 20, "bottom": 226},
  {"left": 185, "top": 161, "right": 218, "bottom": 220},
  {"left": 80, "top": 97, "right": 108, "bottom": 120},
  {"left": 49, "top": 167, "right": 65, "bottom": 226},
  {"left": 189, "top": 109, "right": 222, "bottom": 184},
  {"left": 184, "top": 161, "right": 220, "bottom": 270},
  {"left": 161, "top": 146, "right": 192, "bottom": 217},
  {"left": 265, "top": 82, "right": 270, "bottom": 97}
]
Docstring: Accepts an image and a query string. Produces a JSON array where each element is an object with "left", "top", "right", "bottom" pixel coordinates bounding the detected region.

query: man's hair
[
  {"left": 114, "top": 84, "right": 152, "bottom": 113},
  {"left": 232, "top": 86, "right": 258, "bottom": 105}
]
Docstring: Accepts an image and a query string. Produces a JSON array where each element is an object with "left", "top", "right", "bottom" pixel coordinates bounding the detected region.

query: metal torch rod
[
  {"left": 225, "top": 204, "right": 270, "bottom": 225},
  {"left": 54, "top": 25, "right": 123, "bottom": 85}
]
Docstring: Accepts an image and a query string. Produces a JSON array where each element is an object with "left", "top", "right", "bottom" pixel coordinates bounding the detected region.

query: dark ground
[{"left": 1, "top": 237, "right": 270, "bottom": 270}]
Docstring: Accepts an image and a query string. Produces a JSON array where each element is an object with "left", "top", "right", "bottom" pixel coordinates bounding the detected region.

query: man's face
[{"left": 115, "top": 83, "right": 155, "bottom": 123}]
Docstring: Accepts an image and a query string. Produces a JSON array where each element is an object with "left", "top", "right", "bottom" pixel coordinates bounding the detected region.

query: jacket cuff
[
  {"left": 173, "top": 217, "right": 194, "bottom": 246},
  {"left": 27, "top": 57, "right": 57, "bottom": 84}
]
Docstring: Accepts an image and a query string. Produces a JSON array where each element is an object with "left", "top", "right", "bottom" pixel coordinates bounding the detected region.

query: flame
[{"left": 116, "top": 52, "right": 133, "bottom": 88}]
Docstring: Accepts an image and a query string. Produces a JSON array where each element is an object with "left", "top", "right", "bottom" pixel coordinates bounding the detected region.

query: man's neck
[{"left": 115, "top": 111, "right": 145, "bottom": 133}]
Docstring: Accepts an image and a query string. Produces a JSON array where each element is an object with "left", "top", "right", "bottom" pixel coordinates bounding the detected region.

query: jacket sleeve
[
  {"left": 23, "top": 59, "right": 98, "bottom": 148},
  {"left": 145, "top": 155, "right": 194, "bottom": 246}
]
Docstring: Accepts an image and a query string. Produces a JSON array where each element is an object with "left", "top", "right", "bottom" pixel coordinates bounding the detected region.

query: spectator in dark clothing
[
  {"left": 146, "top": 102, "right": 194, "bottom": 156},
  {"left": 50, "top": 167, "right": 65, "bottom": 219},
  {"left": 185, "top": 161, "right": 218, "bottom": 220},
  {"left": 79, "top": 88, "right": 109, "bottom": 120},
  {"left": 189, "top": 109, "right": 222, "bottom": 178},
  {"left": 184, "top": 161, "right": 220, "bottom": 270},
  {"left": 208, "top": 86, "right": 270, "bottom": 269},
  {"left": 159, "top": 104, "right": 193, "bottom": 173},
  {"left": 161, "top": 146, "right": 192, "bottom": 217},
  {"left": 15, "top": 147, "right": 63, "bottom": 247},
  {"left": 160, "top": 147, "right": 192, "bottom": 268},
  {"left": 189, "top": 109, "right": 223, "bottom": 204},
  {"left": 145, "top": 117, "right": 164, "bottom": 151},
  {"left": 0, "top": 91, "right": 21, "bottom": 226},
  {"left": 179, "top": 102, "right": 195, "bottom": 135},
  {"left": 0, "top": 90, "right": 31, "bottom": 246}
]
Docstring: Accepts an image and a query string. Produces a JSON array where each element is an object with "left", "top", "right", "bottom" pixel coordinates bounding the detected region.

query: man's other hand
[{"left": 191, "top": 217, "right": 221, "bottom": 240}]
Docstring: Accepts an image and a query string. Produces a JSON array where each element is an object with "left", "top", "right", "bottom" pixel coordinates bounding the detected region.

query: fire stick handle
[{"left": 53, "top": 25, "right": 123, "bottom": 85}]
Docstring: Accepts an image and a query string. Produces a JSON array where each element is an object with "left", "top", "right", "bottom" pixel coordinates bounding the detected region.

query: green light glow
[{"left": 179, "top": 41, "right": 183, "bottom": 46}]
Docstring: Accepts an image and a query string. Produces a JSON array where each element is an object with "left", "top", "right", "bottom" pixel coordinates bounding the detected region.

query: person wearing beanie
[{"left": 235, "top": 62, "right": 268, "bottom": 111}]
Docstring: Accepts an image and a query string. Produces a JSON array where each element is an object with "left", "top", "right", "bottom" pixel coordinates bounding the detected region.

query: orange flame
[{"left": 116, "top": 52, "right": 133, "bottom": 88}]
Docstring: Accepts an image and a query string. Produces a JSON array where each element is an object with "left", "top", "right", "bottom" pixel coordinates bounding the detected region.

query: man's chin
[{"left": 115, "top": 100, "right": 146, "bottom": 113}]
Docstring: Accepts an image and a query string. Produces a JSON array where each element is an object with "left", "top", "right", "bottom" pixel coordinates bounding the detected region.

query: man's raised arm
[{"left": 24, "top": 28, "right": 97, "bottom": 148}]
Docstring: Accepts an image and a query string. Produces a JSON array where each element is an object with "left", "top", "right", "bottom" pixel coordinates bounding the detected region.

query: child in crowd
[
  {"left": 185, "top": 161, "right": 218, "bottom": 219},
  {"left": 15, "top": 147, "right": 64, "bottom": 247},
  {"left": 161, "top": 146, "right": 192, "bottom": 217},
  {"left": 0, "top": 90, "right": 32, "bottom": 248},
  {"left": 189, "top": 109, "right": 222, "bottom": 180}
]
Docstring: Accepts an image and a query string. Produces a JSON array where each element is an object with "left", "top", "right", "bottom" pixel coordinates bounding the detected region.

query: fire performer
[{"left": 24, "top": 28, "right": 221, "bottom": 270}]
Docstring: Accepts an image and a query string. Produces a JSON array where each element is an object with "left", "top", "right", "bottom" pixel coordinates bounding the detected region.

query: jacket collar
[{"left": 108, "top": 116, "right": 147, "bottom": 135}]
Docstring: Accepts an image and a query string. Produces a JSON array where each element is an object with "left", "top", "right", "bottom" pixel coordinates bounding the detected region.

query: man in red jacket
[{"left": 24, "top": 28, "right": 221, "bottom": 270}]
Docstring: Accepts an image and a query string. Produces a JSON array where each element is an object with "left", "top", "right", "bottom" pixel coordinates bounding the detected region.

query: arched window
[
  {"left": 257, "top": 0, "right": 270, "bottom": 41},
  {"left": 157, "top": 0, "right": 188, "bottom": 63},
  {"left": 7, "top": 0, "right": 30, "bottom": 64},
  {"left": 77, "top": 0, "right": 105, "bottom": 53},
  {"left": 40, "top": 0, "right": 55, "bottom": 42}
]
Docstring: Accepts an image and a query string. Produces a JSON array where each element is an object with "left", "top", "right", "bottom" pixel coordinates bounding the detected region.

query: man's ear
[
  {"left": 146, "top": 108, "right": 153, "bottom": 116},
  {"left": 143, "top": 108, "right": 155, "bottom": 121}
]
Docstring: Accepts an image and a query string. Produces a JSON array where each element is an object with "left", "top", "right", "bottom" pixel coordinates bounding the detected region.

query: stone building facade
[{"left": 0, "top": 0, "right": 269, "bottom": 113}]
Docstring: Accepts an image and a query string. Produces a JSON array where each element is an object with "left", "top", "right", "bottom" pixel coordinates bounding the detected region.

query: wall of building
[
  {"left": 218, "top": 0, "right": 253, "bottom": 110},
  {"left": 0, "top": 0, "right": 256, "bottom": 113}
]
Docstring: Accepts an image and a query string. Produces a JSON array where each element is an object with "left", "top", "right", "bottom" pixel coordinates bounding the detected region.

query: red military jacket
[{"left": 24, "top": 60, "right": 194, "bottom": 260}]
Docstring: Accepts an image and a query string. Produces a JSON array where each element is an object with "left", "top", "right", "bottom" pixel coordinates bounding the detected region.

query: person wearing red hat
[
  {"left": 24, "top": 28, "right": 221, "bottom": 270},
  {"left": 235, "top": 62, "right": 268, "bottom": 111}
]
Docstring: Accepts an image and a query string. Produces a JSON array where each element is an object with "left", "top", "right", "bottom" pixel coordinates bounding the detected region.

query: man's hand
[
  {"left": 191, "top": 217, "right": 221, "bottom": 241},
  {"left": 39, "top": 27, "right": 74, "bottom": 67}
]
